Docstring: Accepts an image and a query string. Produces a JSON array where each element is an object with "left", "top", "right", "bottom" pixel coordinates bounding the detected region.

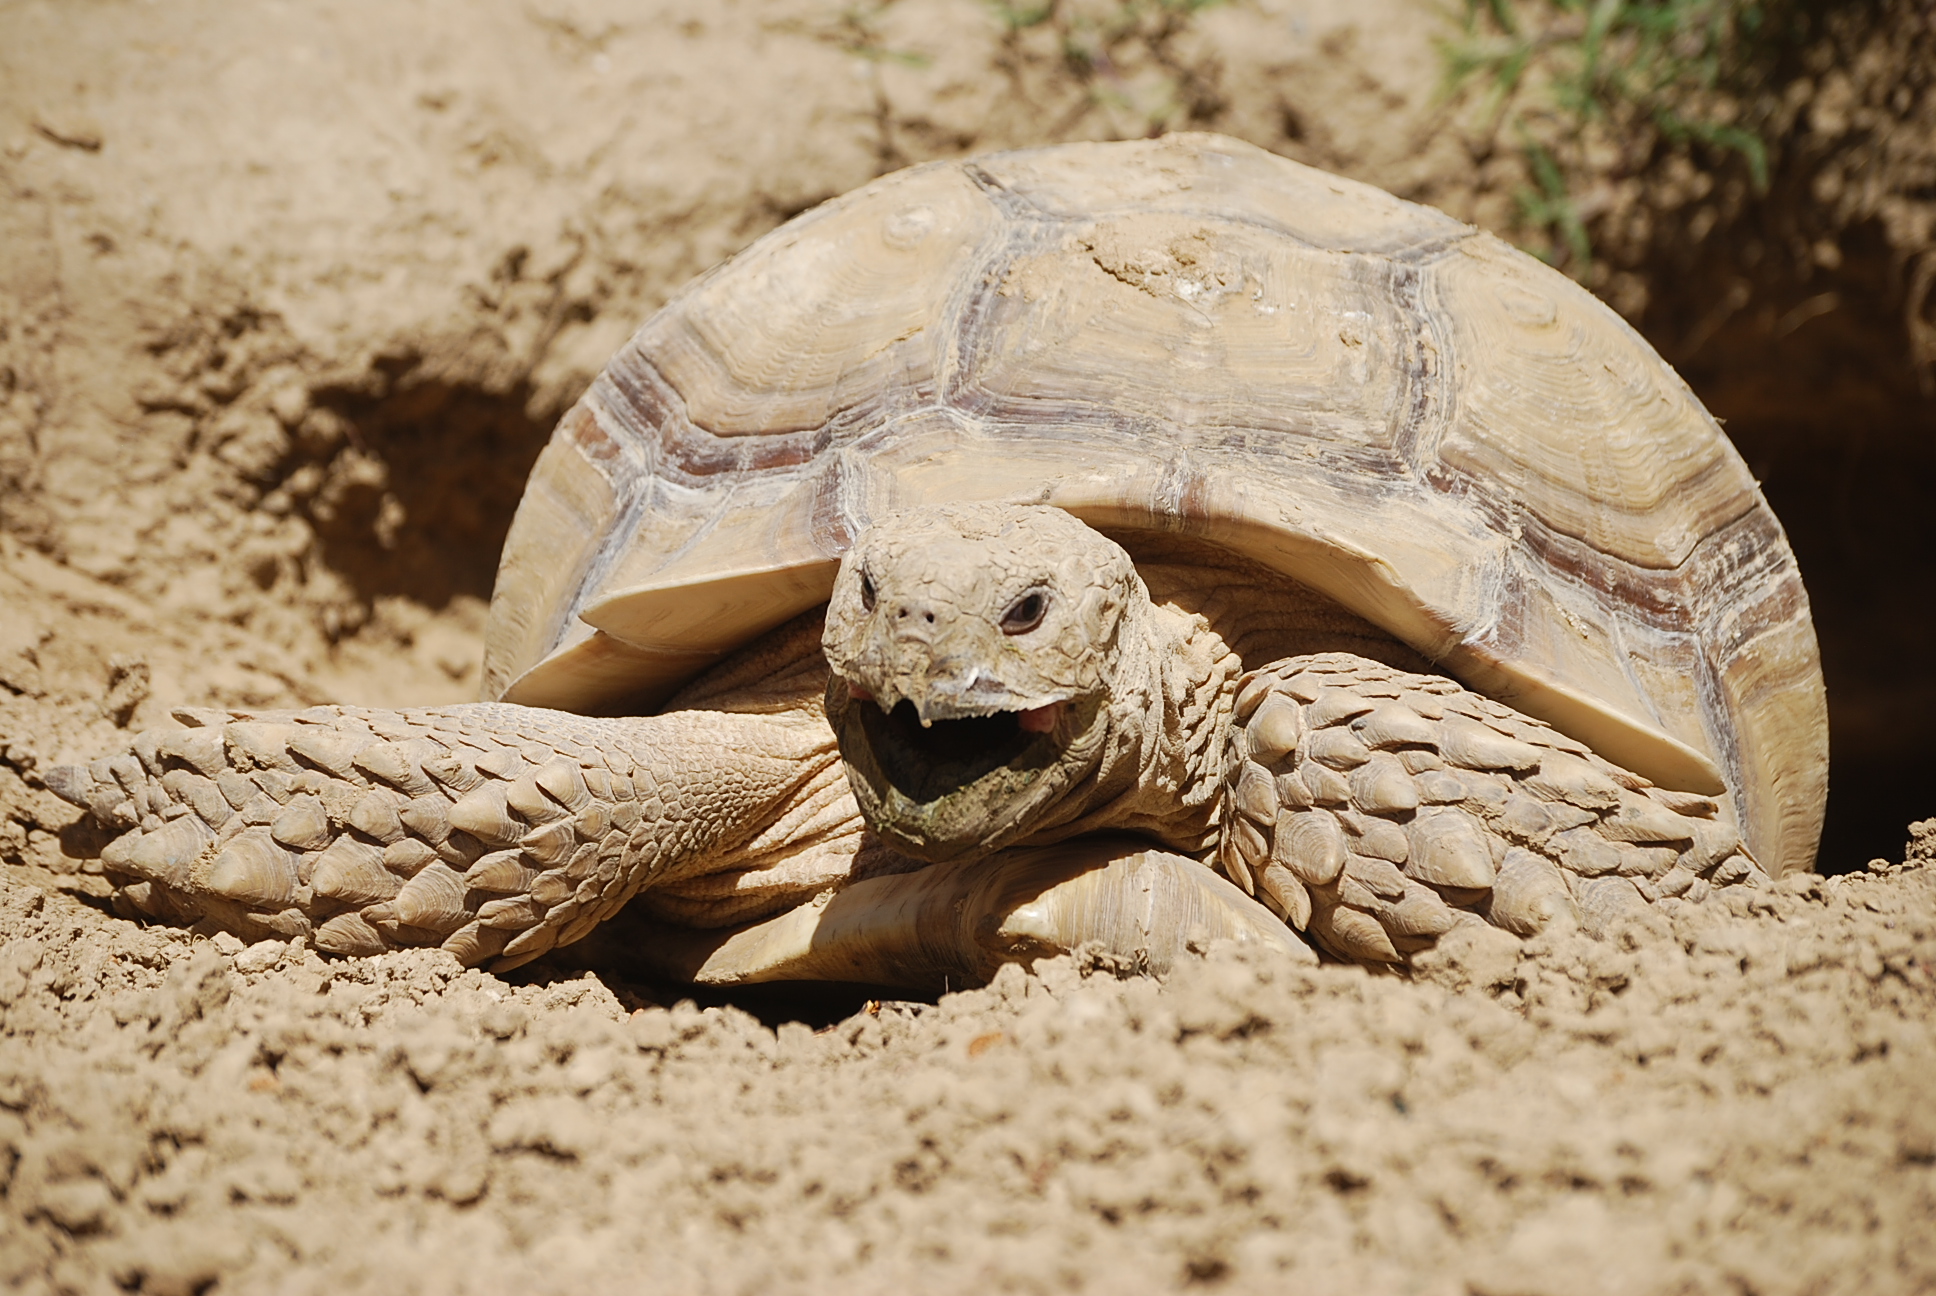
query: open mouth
[{"left": 857, "top": 699, "right": 1057, "bottom": 805}]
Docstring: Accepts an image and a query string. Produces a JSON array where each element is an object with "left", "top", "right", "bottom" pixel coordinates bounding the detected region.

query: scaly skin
[
  {"left": 50, "top": 701, "right": 845, "bottom": 972},
  {"left": 820, "top": 505, "right": 1767, "bottom": 972},
  {"left": 51, "top": 504, "right": 1768, "bottom": 982},
  {"left": 1216, "top": 653, "right": 1767, "bottom": 964}
]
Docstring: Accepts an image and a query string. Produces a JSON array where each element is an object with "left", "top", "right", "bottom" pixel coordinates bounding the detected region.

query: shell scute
[{"left": 486, "top": 133, "right": 1826, "bottom": 877}]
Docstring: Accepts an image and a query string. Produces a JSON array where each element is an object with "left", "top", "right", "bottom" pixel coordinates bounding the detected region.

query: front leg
[
  {"left": 45, "top": 703, "right": 840, "bottom": 972},
  {"left": 1217, "top": 653, "right": 1767, "bottom": 966}
]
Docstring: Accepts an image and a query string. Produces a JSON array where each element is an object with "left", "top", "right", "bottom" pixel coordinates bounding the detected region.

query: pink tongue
[{"left": 1018, "top": 702, "right": 1063, "bottom": 733}]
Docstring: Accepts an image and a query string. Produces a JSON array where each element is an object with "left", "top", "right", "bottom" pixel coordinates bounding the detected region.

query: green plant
[
  {"left": 1445, "top": 0, "right": 1775, "bottom": 274},
  {"left": 989, "top": 0, "right": 1228, "bottom": 138}
]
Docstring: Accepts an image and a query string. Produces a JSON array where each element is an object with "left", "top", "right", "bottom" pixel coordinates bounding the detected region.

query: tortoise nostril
[{"left": 924, "top": 611, "right": 934, "bottom": 623}]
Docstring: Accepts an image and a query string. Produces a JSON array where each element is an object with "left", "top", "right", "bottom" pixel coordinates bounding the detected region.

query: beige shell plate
[{"left": 482, "top": 134, "right": 1826, "bottom": 877}]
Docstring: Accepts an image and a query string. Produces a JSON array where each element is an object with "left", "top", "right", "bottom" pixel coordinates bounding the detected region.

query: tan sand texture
[{"left": 1, "top": 1, "right": 1933, "bottom": 1291}]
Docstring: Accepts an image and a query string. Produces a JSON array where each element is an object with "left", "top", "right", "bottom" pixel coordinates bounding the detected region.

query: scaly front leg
[
  {"left": 46, "top": 703, "right": 840, "bottom": 972},
  {"left": 1218, "top": 653, "right": 1767, "bottom": 966}
]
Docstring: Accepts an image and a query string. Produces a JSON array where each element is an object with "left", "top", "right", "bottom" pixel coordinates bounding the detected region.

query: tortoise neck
[{"left": 1024, "top": 586, "right": 1241, "bottom": 856}]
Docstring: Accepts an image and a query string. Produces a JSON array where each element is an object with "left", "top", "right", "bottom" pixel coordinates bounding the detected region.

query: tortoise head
[{"left": 822, "top": 503, "right": 1146, "bottom": 862}]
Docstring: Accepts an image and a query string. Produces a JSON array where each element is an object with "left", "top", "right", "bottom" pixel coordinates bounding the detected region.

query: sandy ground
[{"left": 2, "top": 1, "right": 1934, "bottom": 1291}]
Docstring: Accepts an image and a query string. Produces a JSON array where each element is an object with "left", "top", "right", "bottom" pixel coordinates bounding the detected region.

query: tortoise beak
[
  {"left": 832, "top": 659, "right": 1071, "bottom": 728},
  {"left": 905, "top": 664, "right": 1071, "bottom": 727}
]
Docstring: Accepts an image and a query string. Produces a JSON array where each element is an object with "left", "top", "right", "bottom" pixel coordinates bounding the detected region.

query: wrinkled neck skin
[{"left": 1023, "top": 587, "right": 1240, "bottom": 856}]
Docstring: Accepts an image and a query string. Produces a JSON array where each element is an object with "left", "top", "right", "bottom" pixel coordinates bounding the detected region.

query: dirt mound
[
  {"left": 3, "top": 2, "right": 1935, "bottom": 1291},
  {"left": 4, "top": 829, "right": 1933, "bottom": 1293}
]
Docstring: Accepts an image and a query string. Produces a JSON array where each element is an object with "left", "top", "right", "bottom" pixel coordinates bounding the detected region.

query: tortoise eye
[
  {"left": 859, "top": 573, "right": 877, "bottom": 611},
  {"left": 1001, "top": 591, "right": 1047, "bottom": 635}
]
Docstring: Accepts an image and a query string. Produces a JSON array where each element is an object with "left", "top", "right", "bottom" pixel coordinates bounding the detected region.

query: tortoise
[{"left": 48, "top": 133, "right": 1828, "bottom": 989}]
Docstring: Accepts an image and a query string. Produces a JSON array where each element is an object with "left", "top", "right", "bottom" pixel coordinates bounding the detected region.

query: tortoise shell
[{"left": 481, "top": 133, "right": 1826, "bottom": 877}]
